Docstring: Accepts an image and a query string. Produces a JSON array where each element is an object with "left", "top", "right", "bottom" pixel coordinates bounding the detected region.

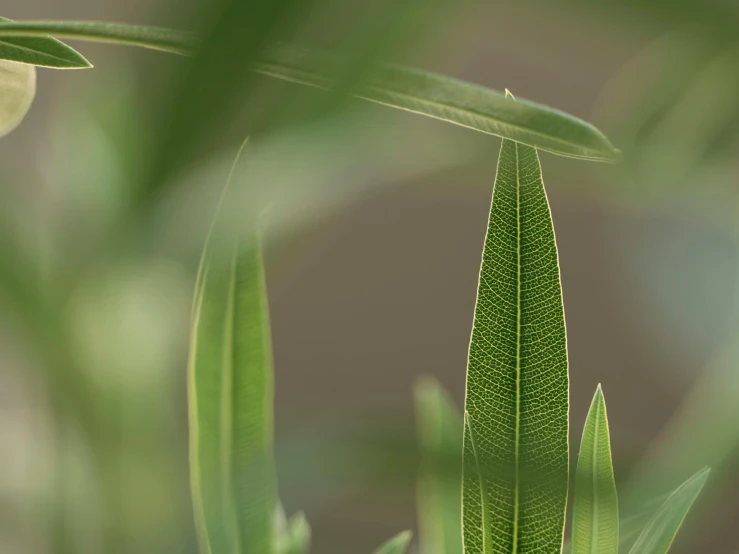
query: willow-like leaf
[
  {"left": 462, "top": 95, "right": 569, "bottom": 553},
  {"left": 0, "top": 16, "right": 90, "bottom": 68},
  {"left": 571, "top": 385, "right": 618, "bottom": 554},
  {"left": 414, "top": 377, "right": 463, "bottom": 554},
  {"left": 188, "top": 143, "right": 276, "bottom": 554},
  {"left": 628, "top": 468, "right": 709, "bottom": 554},
  {"left": 0, "top": 21, "right": 619, "bottom": 161},
  {"left": 372, "top": 531, "right": 413, "bottom": 554}
]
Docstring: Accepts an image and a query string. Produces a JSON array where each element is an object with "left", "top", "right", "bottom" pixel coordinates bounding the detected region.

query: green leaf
[
  {"left": 0, "top": 21, "right": 619, "bottom": 161},
  {"left": 372, "top": 531, "right": 413, "bottom": 554},
  {"left": 462, "top": 132, "right": 569, "bottom": 552},
  {"left": 414, "top": 377, "right": 463, "bottom": 554},
  {"left": 628, "top": 468, "right": 709, "bottom": 554},
  {"left": 277, "top": 511, "right": 311, "bottom": 554},
  {"left": 0, "top": 17, "right": 90, "bottom": 68},
  {"left": 0, "top": 59, "right": 35, "bottom": 137},
  {"left": 188, "top": 142, "right": 277, "bottom": 554},
  {"left": 571, "top": 385, "right": 619, "bottom": 554}
]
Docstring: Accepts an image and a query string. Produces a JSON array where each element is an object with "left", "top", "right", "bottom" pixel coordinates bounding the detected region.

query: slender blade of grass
[
  {"left": 571, "top": 385, "right": 619, "bottom": 554},
  {"left": 0, "top": 16, "right": 90, "bottom": 68},
  {"left": 188, "top": 143, "right": 277, "bottom": 554},
  {"left": 462, "top": 98, "right": 569, "bottom": 553},
  {"left": 373, "top": 531, "right": 413, "bottom": 554},
  {"left": 627, "top": 468, "right": 709, "bottom": 554},
  {"left": 414, "top": 377, "right": 463, "bottom": 554},
  {"left": 0, "top": 21, "right": 619, "bottom": 162}
]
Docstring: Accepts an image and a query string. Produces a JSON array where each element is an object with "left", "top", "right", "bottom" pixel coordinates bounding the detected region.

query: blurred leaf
[
  {"left": 277, "top": 512, "right": 311, "bottom": 554},
  {"left": 188, "top": 142, "right": 277, "bottom": 554},
  {"left": 0, "top": 59, "right": 35, "bottom": 137},
  {"left": 462, "top": 128, "right": 569, "bottom": 551},
  {"left": 255, "top": 44, "right": 620, "bottom": 161},
  {"left": 0, "top": 21, "right": 619, "bottom": 162},
  {"left": 414, "top": 377, "right": 462, "bottom": 554},
  {"left": 571, "top": 385, "right": 618, "bottom": 554},
  {"left": 628, "top": 468, "right": 710, "bottom": 554},
  {"left": 372, "top": 531, "right": 413, "bottom": 554},
  {"left": 0, "top": 16, "right": 90, "bottom": 68}
]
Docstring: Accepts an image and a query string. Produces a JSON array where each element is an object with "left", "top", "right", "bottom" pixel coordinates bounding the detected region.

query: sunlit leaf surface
[{"left": 462, "top": 108, "right": 569, "bottom": 553}]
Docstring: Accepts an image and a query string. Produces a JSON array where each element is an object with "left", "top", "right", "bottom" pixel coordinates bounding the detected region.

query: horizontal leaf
[
  {"left": 571, "top": 385, "right": 619, "bottom": 554},
  {"left": 373, "top": 531, "right": 413, "bottom": 554},
  {"left": 0, "top": 21, "right": 619, "bottom": 161},
  {"left": 0, "top": 16, "right": 90, "bottom": 68},
  {"left": 628, "top": 468, "right": 709, "bottom": 554},
  {"left": 188, "top": 141, "right": 277, "bottom": 554},
  {"left": 414, "top": 377, "right": 463, "bottom": 554},
  {"left": 462, "top": 127, "right": 569, "bottom": 551},
  {"left": 0, "top": 59, "right": 36, "bottom": 137}
]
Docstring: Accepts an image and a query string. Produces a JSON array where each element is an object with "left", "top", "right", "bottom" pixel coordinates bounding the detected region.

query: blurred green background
[{"left": 2, "top": 1, "right": 739, "bottom": 553}]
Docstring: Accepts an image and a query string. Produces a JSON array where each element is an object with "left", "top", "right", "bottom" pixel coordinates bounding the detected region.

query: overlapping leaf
[
  {"left": 0, "top": 16, "right": 90, "bottom": 68},
  {"left": 462, "top": 122, "right": 569, "bottom": 552},
  {"left": 0, "top": 20, "right": 619, "bottom": 161},
  {"left": 571, "top": 385, "right": 619, "bottom": 554},
  {"left": 188, "top": 144, "right": 277, "bottom": 554},
  {"left": 0, "top": 59, "right": 36, "bottom": 137}
]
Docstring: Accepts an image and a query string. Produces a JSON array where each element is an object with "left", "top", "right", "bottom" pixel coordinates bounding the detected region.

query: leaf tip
[{"left": 504, "top": 88, "right": 515, "bottom": 99}]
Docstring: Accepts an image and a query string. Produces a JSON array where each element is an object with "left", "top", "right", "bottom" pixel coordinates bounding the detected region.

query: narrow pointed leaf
[
  {"left": 188, "top": 145, "right": 276, "bottom": 554},
  {"left": 0, "top": 21, "right": 618, "bottom": 161},
  {"left": 373, "top": 531, "right": 413, "bottom": 554},
  {"left": 628, "top": 468, "right": 709, "bottom": 554},
  {"left": 0, "top": 59, "right": 35, "bottom": 137},
  {"left": 0, "top": 17, "right": 90, "bottom": 68},
  {"left": 462, "top": 135, "right": 569, "bottom": 553},
  {"left": 414, "top": 377, "right": 463, "bottom": 554},
  {"left": 571, "top": 385, "right": 619, "bottom": 554}
]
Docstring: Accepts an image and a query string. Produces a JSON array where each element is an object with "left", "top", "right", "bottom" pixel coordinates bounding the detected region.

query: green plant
[{"left": 0, "top": 12, "right": 709, "bottom": 554}]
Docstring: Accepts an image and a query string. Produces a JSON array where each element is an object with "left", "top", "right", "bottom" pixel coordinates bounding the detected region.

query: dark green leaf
[
  {"left": 462, "top": 120, "right": 569, "bottom": 552},
  {"left": 0, "top": 17, "right": 90, "bottom": 68}
]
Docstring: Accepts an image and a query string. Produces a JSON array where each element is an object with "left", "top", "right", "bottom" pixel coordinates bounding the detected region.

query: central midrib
[
  {"left": 511, "top": 141, "right": 522, "bottom": 553},
  {"left": 590, "top": 401, "right": 601, "bottom": 554}
]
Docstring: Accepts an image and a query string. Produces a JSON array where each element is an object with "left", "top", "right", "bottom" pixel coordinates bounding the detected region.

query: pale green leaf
[
  {"left": 188, "top": 142, "right": 277, "bottom": 554},
  {"left": 571, "top": 385, "right": 619, "bottom": 554},
  {"left": 277, "top": 511, "right": 311, "bottom": 554},
  {"left": 414, "top": 377, "right": 463, "bottom": 554},
  {"left": 0, "top": 59, "right": 35, "bottom": 137},
  {"left": 0, "top": 16, "right": 90, "bottom": 68},
  {"left": 628, "top": 468, "right": 709, "bottom": 554},
  {"left": 462, "top": 131, "right": 569, "bottom": 552},
  {"left": 0, "top": 21, "right": 619, "bottom": 161},
  {"left": 373, "top": 531, "right": 413, "bottom": 554}
]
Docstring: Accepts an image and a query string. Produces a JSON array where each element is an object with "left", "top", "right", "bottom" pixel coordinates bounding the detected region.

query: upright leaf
[
  {"left": 571, "top": 385, "right": 619, "bottom": 554},
  {"left": 462, "top": 96, "right": 569, "bottom": 553},
  {"left": 414, "top": 377, "right": 463, "bottom": 554},
  {"left": 373, "top": 531, "right": 413, "bottom": 554},
  {"left": 628, "top": 468, "right": 709, "bottom": 554},
  {"left": 188, "top": 144, "right": 276, "bottom": 554},
  {"left": 0, "top": 16, "right": 90, "bottom": 68}
]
